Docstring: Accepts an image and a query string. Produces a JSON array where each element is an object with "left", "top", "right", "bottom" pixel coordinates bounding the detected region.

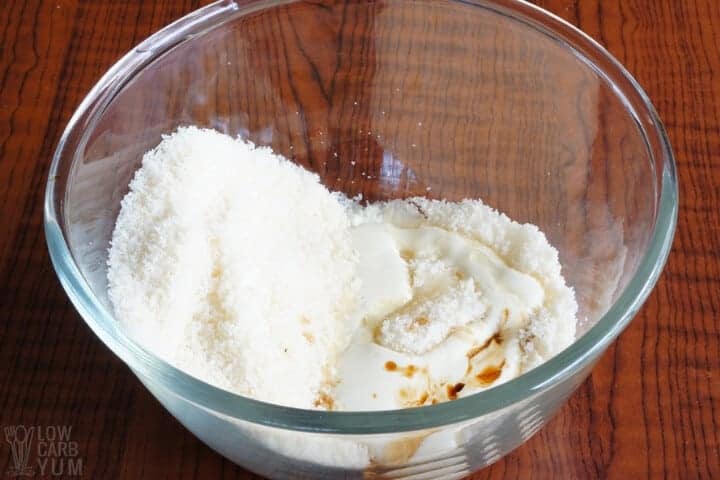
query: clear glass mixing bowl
[{"left": 44, "top": 0, "right": 677, "bottom": 478}]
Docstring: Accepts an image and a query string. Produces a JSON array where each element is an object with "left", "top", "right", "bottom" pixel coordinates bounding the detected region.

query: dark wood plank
[{"left": 0, "top": 0, "right": 717, "bottom": 479}]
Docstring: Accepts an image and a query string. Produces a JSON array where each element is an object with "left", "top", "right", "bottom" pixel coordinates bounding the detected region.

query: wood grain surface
[{"left": 1, "top": 0, "right": 718, "bottom": 479}]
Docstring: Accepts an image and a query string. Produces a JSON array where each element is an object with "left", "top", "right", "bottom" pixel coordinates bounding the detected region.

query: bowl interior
[{"left": 56, "top": 0, "right": 664, "bottom": 403}]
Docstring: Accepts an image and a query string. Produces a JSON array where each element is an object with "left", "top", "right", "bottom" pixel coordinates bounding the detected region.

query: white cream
[
  {"left": 350, "top": 223, "right": 413, "bottom": 320},
  {"left": 333, "top": 213, "right": 573, "bottom": 411}
]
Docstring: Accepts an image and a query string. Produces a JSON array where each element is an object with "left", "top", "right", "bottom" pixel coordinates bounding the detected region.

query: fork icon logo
[{"left": 4, "top": 426, "right": 35, "bottom": 477}]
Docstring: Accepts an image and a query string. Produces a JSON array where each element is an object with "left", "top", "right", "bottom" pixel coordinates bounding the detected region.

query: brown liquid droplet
[
  {"left": 400, "top": 249, "right": 415, "bottom": 261},
  {"left": 466, "top": 333, "right": 503, "bottom": 359},
  {"left": 402, "top": 364, "right": 418, "bottom": 378},
  {"left": 414, "top": 316, "right": 429, "bottom": 326},
  {"left": 385, "top": 361, "right": 419, "bottom": 377},
  {"left": 476, "top": 360, "right": 506, "bottom": 386},
  {"left": 454, "top": 270, "right": 466, "bottom": 280},
  {"left": 313, "top": 392, "right": 336, "bottom": 410},
  {"left": 446, "top": 382, "right": 466, "bottom": 400}
]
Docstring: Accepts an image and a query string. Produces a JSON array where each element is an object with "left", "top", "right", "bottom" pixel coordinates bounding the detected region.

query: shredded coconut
[
  {"left": 377, "top": 279, "right": 486, "bottom": 355},
  {"left": 107, "top": 126, "right": 359, "bottom": 408}
]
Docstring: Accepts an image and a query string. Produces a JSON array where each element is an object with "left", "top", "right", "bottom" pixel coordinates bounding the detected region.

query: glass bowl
[{"left": 44, "top": 0, "right": 677, "bottom": 478}]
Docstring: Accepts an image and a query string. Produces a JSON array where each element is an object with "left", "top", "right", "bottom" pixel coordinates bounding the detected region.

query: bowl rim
[{"left": 44, "top": 0, "right": 678, "bottom": 434}]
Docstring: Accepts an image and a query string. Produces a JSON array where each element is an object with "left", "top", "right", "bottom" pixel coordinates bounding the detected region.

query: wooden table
[{"left": 1, "top": 0, "right": 718, "bottom": 478}]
